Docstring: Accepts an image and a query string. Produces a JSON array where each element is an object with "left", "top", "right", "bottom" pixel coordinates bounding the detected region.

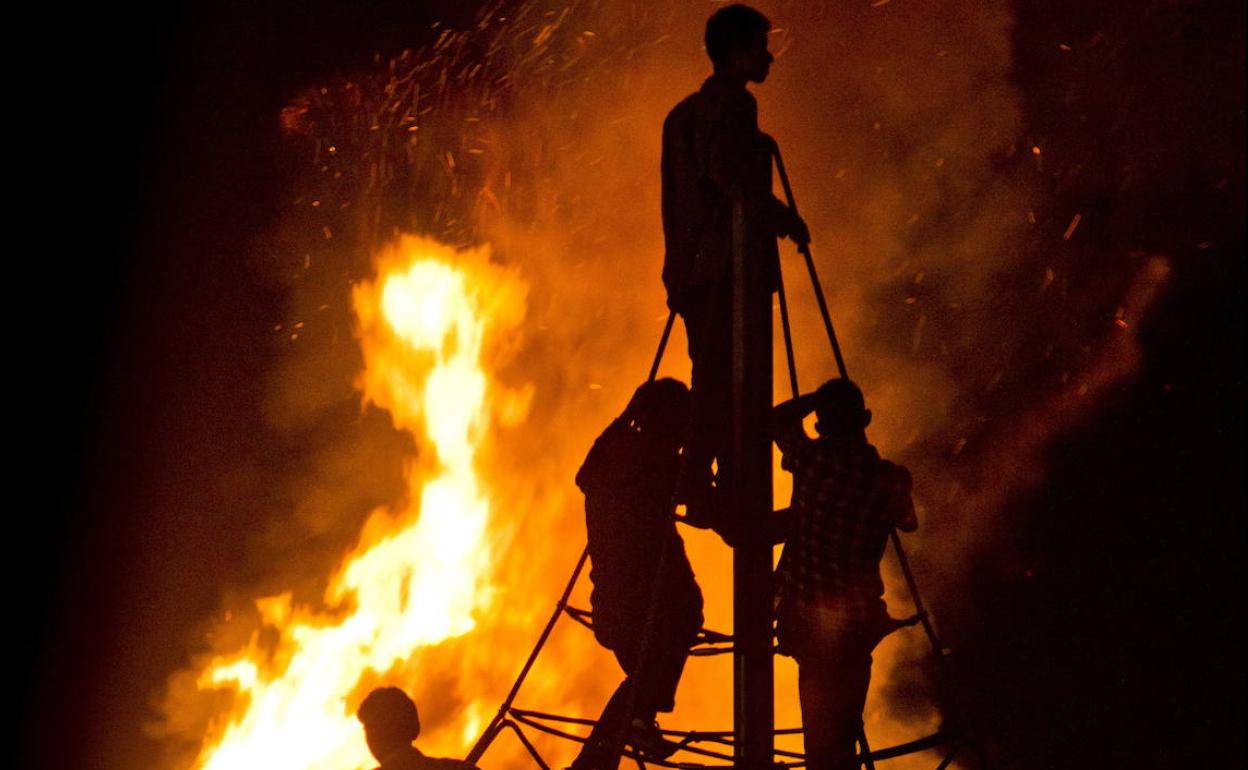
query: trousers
[
  {"left": 678, "top": 287, "right": 732, "bottom": 491},
  {"left": 780, "top": 601, "right": 886, "bottom": 770},
  {"left": 571, "top": 627, "right": 693, "bottom": 770}
]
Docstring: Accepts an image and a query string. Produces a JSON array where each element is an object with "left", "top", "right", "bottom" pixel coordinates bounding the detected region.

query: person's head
[
  {"left": 705, "top": 4, "right": 773, "bottom": 83},
  {"left": 626, "top": 378, "right": 691, "bottom": 444},
  {"left": 357, "top": 687, "right": 420, "bottom": 761},
  {"left": 812, "top": 379, "right": 871, "bottom": 438}
]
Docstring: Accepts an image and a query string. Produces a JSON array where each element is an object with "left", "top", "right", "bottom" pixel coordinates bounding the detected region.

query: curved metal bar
[
  {"left": 500, "top": 720, "right": 552, "bottom": 770},
  {"left": 720, "top": 729, "right": 963, "bottom": 764},
  {"left": 775, "top": 261, "right": 801, "bottom": 399},
  {"left": 508, "top": 708, "right": 741, "bottom": 766},
  {"left": 771, "top": 145, "right": 847, "bottom": 379},
  {"left": 465, "top": 548, "right": 590, "bottom": 764},
  {"left": 934, "top": 742, "right": 962, "bottom": 770},
  {"left": 889, "top": 531, "right": 947, "bottom": 657},
  {"left": 562, "top": 606, "right": 734, "bottom": 648},
  {"left": 509, "top": 708, "right": 962, "bottom": 766}
]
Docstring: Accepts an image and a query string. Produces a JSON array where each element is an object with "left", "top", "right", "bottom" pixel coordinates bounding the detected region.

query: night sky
[{"left": 19, "top": 1, "right": 1244, "bottom": 768}]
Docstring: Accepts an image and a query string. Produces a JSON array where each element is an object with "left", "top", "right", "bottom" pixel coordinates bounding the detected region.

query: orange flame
[{"left": 190, "top": 236, "right": 527, "bottom": 770}]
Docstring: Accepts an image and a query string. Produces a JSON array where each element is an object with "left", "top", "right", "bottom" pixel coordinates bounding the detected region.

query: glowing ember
[{"left": 190, "top": 236, "right": 526, "bottom": 770}]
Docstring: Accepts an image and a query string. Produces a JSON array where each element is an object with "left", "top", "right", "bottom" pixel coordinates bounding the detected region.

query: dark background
[{"left": 17, "top": 1, "right": 1244, "bottom": 768}]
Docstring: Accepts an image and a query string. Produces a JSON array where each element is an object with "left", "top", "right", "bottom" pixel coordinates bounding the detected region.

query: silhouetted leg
[
  {"left": 571, "top": 620, "right": 674, "bottom": 770},
  {"left": 630, "top": 631, "right": 692, "bottom": 715},
  {"left": 796, "top": 643, "right": 873, "bottom": 770},
  {"left": 571, "top": 678, "right": 633, "bottom": 770},
  {"left": 616, "top": 615, "right": 696, "bottom": 761},
  {"left": 679, "top": 288, "right": 731, "bottom": 506}
]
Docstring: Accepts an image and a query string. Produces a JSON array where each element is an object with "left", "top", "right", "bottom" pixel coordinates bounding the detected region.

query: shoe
[
  {"left": 566, "top": 748, "right": 611, "bottom": 770},
  {"left": 628, "top": 718, "right": 679, "bottom": 760}
]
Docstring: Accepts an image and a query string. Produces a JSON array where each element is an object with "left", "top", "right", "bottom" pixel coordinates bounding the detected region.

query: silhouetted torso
[
  {"left": 661, "top": 73, "right": 782, "bottom": 311},
  {"left": 576, "top": 417, "right": 702, "bottom": 649},
  {"left": 775, "top": 431, "right": 915, "bottom": 625}
]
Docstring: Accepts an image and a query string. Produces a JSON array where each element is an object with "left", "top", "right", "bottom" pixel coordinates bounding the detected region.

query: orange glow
[
  {"left": 154, "top": 6, "right": 1179, "bottom": 770},
  {"left": 188, "top": 236, "right": 527, "bottom": 770}
]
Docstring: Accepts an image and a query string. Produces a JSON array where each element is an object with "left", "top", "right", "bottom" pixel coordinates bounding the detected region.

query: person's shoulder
[
  {"left": 876, "top": 457, "right": 913, "bottom": 490},
  {"left": 577, "top": 419, "right": 629, "bottom": 489},
  {"left": 663, "top": 92, "right": 701, "bottom": 130},
  {"left": 782, "top": 430, "right": 819, "bottom": 462},
  {"left": 827, "top": 438, "right": 884, "bottom": 473}
]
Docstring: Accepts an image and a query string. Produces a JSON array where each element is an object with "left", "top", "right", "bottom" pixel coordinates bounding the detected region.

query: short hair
[
  {"left": 813, "top": 379, "right": 868, "bottom": 432},
  {"left": 357, "top": 686, "right": 421, "bottom": 743},
  {"left": 705, "top": 5, "right": 771, "bottom": 70},
  {"left": 627, "top": 377, "right": 691, "bottom": 433}
]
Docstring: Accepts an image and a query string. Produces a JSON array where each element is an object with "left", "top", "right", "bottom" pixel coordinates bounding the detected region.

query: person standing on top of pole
[
  {"left": 661, "top": 3, "right": 810, "bottom": 524},
  {"left": 570, "top": 379, "right": 704, "bottom": 770},
  {"left": 772, "top": 379, "right": 919, "bottom": 770}
]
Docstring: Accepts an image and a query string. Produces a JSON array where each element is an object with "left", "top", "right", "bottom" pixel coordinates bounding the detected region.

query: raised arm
[{"left": 771, "top": 391, "right": 819, "bottom": 464}]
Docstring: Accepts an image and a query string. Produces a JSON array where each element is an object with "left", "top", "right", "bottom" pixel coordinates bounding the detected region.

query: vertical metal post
[{"left": 730, "top": 200, "right": 774, "bottom": 770}]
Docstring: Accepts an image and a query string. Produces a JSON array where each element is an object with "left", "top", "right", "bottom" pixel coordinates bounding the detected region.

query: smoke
[{"left": 150, "top": 2, "right": 1172, "bottom": 768}]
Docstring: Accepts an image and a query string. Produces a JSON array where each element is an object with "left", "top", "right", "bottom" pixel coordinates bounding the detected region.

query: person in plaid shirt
[{"left": 772, "top": 378, "right": 917, "bottom": 770}]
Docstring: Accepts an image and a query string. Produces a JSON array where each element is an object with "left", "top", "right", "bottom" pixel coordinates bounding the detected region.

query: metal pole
[
  {"left": 466, "top": 548, "right": 590, "bottom": 765},
  {"left": 730, "top": 200, "right": 774, "bottom": 770},
  {"left": 648, "top": 311, "right": 677, "bottom": 384},
  {"left": 775, "top": 264, "right": 800, "bottom": 399},
  {"left": 771, "top": 144, "right": 848, "bottom": 379}
]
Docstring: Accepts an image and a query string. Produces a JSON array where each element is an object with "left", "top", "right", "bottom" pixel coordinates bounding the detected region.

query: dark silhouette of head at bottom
[{"left": 357, "top": 686, "right": 421, "bottom": 762}]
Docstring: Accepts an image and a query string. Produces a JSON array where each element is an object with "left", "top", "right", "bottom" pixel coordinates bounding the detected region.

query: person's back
[
  {"left": 780, "top": 433, "right": 913, "bottom": 617},
  {"left": 570, "top": 379, "right": 703, "bottom": 770},
  {"left": 576, "top": 380, "right": 702, "bottom": 649}
]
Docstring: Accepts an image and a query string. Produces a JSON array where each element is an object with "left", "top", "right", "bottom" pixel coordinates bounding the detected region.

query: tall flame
[{"left": 191, "top": 236, "right": 526, "bottom": 770}]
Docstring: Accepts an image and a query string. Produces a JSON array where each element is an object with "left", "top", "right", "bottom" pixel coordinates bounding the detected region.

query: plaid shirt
[{"left": 776, "top": 429, "right": 915, "bottom": 622}]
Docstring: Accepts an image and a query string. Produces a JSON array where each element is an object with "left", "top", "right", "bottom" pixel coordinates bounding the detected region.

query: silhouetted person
[
  {"left": 662, "top": 4, "right": 809, "bottom": 516},
  {"left": 357, "top": 687, "right": 481, "bottom": 770},
  {"left": 571, "top": 379, "right": 704, "bottom": 770},
  {"left": 772, "top": 380, "right": 918, "bottom": 770}
]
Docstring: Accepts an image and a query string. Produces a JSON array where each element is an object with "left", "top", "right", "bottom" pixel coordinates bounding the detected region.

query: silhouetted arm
[
  {"left": 890, "top": 464, "right": 918, "bottom": 533},
  {"left": 772, "top": 392, "right": 819, "bottom": 467},
  {"left": 661, "top": 105, "right": 698, "bottom": 312}
]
